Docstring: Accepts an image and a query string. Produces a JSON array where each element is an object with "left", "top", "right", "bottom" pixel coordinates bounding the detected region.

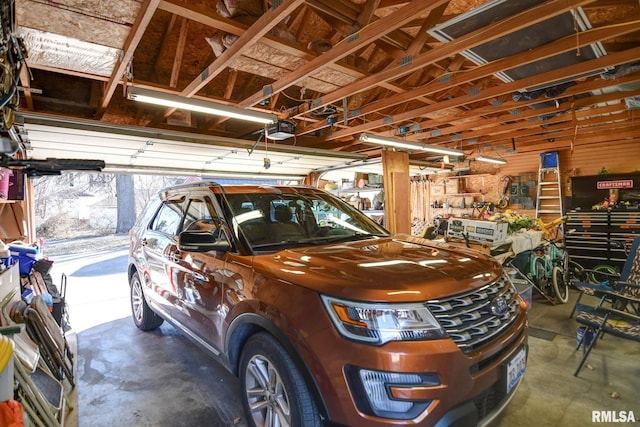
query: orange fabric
[{"left": 0, "top": 400, "right": 24, "bottom": 427}]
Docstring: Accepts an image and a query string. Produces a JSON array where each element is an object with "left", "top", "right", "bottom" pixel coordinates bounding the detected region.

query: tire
[
  {"left": 533, "top": 257, "right": 547, "bottom": 288},
  {"left": 240, "top": 332, "right": 321, "bottom": 427},
  {"left": 590, "top": 264, "right": 618, "bottom": 284},
  {"left": 561, "top": 252, "right": 570, "bottom": 285},
  {"left": 130, "top": 271, "right": 164, "bottom": 331},
  {"left": 552, "top": 265, "right": 569, "bottom": 304}
]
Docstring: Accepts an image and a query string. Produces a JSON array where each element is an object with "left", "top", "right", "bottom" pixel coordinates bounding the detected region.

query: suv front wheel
[
  {"left": 240, "top": 332, "right": 322, "bottom": 427},
  {"left": 130, "top": 271, "right": 164, "bottom": 331}
]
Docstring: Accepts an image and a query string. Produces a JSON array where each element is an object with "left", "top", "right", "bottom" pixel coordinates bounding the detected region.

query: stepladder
[{"left": 536, "top": 152, "right": 563, "bottom": 224}]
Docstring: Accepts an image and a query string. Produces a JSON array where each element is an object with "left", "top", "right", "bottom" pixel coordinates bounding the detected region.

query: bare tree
[
  {"left": 116, "top": 174, "right": 136, "bottom": 233},
  {"left": 134, "top": 175, "right": 187, "bottom": 211},
  {"left": 33, "top": 172, "right": 189, "bottom": 238}
]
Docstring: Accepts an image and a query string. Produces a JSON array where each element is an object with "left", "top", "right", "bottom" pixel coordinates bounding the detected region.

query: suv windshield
[{"left": 220, "top": 187, "right": 390, "bottom": 251}]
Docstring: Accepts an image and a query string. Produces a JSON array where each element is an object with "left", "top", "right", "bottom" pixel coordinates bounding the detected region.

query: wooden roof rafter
[
  {"left": 308, "top": 16, "right": 638, "bottom": 138},
  {"left": 290, "top": 0, "right": 601, "bottom": 123},
  {"left": 148, "top": 0, "right": 307, "bottom": 125},
  {"left": 326, "top": 45, "right": 640, "bottom": 143},
  {"left": 95, "top": 0, "right": 160, "bottom": 119}
]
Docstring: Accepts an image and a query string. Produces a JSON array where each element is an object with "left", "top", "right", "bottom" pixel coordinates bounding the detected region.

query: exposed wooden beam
[
  {"left": 406, "top": 2, "right": 448, "bottom": 56},
  {"left": 158, "top": 0, "right": 440, "bottom": 101},
  {"left": 95, "top": 0, "right": 160, "bottom": 119},
  {"left": 293, "top": 0, "right": 600, "bottom": 119},
  {"left": 328, "top": 47, "right": 640, "bottom": 141},
  {"left": 405, "top": 71, "right": 640, "bottom": 155},
  {"left": 180, "top": 0, "right": 305, "bottom": 97},
  {"left": 19, "top": 66, "right": 34, "bottom": 111},
  {"left": 151, "top": 0, "right": 305, "bottom": 123},
  {"left": 240, "top": 0, "right": 450, "bottom": 108},
  {"left": 170, "top": 18, "right": 189, "bottom": 88}
]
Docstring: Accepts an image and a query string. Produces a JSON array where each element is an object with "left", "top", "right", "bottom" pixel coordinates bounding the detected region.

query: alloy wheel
[{"left": 245, "top": 354, "right": 291, "bottom": 427}]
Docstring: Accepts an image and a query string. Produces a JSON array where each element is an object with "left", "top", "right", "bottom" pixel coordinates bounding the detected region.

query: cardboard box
[
  {"left": 432, "top": 179, "right": 459, "bottom": 196},
  {"left": 446, "top": 218, "right": 508, "bottom": 243}
]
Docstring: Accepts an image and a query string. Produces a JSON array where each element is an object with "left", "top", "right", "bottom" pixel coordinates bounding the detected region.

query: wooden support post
[{"left": 382, "top": 149, "right": 410, "bottom": 234}]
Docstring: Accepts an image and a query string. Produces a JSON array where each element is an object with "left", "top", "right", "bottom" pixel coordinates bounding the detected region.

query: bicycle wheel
[
  {"left": 560, "top": 251, "right": 570, "bottom": 285},
  {"left": 533, "top": 257, "right": 547, "bottom": 288},
  {"left": 552, "top": 265, "right": 569, "bottom": 303},
  {"left": 590, "top": 264, "right": 618, "bottom": 284}
]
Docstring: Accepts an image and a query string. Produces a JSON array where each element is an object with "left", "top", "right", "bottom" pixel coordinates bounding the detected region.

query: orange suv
[{"left": 128, "top": 182, "right": 528, "bottom": 426}]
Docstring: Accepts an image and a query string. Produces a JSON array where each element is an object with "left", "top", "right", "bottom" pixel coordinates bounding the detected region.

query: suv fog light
[
  {"left": 354, "top": 369, "right": 437, "bottom": 419},
  {"left": 361, "top": 370, "right": 418, "bottom": 412}
]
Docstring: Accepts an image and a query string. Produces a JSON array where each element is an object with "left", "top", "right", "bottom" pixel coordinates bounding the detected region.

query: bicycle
[
  {"left": 578, "top": 240, "right": 632, "bottom": 284},
  {"left": 504, "top": 216, "right": 571, "bottom": 304}
]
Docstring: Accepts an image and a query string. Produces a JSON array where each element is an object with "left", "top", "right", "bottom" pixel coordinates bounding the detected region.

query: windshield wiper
[
  {"left": 250, "top": 234, "right": 387, "bottom": 250},
  {"left": 251, "top": 240, "right": 308, "bottom": 250},
  {"left": 311, "top": 233, "right": 387, "bottom": 244}
]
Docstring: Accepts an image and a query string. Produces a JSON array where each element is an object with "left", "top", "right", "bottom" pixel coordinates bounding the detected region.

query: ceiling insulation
[
  {"left": 18, "top": 27, "right": 121, "bottom": 77},
  {"left": 16, "top": 0, "right": 135, "bottom": 49}
]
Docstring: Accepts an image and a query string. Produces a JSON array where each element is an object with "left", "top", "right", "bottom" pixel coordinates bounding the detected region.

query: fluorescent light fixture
[
  {"left": 476, "top": 155, "right": 507, "bottom": 165},
  {"left": 360, "top": 133, "right": 464, "bottom": 157},
  {"left": 127, "top": 87, "right": 277, "bottom": 125}
]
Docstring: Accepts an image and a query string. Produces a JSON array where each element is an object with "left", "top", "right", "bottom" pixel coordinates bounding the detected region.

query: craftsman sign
[{"left": 596, "top": 180, "right": 634, "bottom": 190}]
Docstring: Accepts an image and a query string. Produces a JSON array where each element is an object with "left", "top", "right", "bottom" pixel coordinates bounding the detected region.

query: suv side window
[
  {"left": 150, "top": 202, "right": 184, "bottom": 235},
  {"left": 183, "top": 197, "right": 218, "bottom": 231}
]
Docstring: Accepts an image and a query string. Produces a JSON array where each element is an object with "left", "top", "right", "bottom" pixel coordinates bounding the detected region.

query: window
[
  {"left": 183, "top": 198, "right": 213, "bottom": 229},
  {"left": 182, "top": 197, "right": 227, "bottom": 240},
  {"left": 151, "top": 202, "right": 184, "bottom": 235}
]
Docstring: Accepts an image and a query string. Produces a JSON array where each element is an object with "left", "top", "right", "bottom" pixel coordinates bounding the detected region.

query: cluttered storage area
[{"left": 0, "top": 200, "right": 74, "bottom": 426}]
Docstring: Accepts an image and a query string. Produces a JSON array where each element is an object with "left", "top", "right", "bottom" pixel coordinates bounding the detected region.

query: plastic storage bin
[
  {"left": 540, "top": 152, "right": 558, "bottom": 168},
  {"left": 513, "top": 280, "right": 532, "bottom": 311},
  {"left": 504, "top": 266, "right": 533, "bottom": 310}
]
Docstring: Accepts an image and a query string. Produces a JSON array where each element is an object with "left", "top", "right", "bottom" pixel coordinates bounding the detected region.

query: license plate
[{"left": 506, "top": 347, "right": 526, "bottom": 394}]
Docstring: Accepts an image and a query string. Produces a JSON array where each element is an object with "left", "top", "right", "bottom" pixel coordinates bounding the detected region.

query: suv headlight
[{"left": 321, "top": 295, "right": 446, "bottom": 345}]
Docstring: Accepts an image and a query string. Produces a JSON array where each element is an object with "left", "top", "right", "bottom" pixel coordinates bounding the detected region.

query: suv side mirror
[{"left": 178, "top": 230, "right": 230, "bottom": 252}]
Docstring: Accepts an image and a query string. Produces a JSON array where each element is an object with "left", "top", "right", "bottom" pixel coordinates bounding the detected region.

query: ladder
[{"left": 536, "top": 152, "right": 563, "bottom": 223}]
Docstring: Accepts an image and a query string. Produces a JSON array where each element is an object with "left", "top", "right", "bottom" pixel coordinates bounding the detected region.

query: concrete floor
[{"left": 51, "top": 249, "right": 639, "bottom": 427}]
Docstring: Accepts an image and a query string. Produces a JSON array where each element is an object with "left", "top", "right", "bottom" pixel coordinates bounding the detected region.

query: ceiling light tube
[
  {"left": 476, "top": 155, "right": 507, "bottom": 165},
  {"left": 127, "top": 87, "right": 277, "bottom": 125},
  {"left": 359, "top": 133, "right": 464, "bottom": 157}
]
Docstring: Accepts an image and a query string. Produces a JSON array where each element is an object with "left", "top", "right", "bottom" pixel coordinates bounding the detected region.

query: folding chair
[
  {"left": 1, "top": 287, "right": 68, "bottom": 426},
  {"left": 25, "top": 296, "right": 75, "bottom": 387},
  {"left": 569, "top": 236, "right": 640, "bottom": 318},
  {"left": 574, "top": 290, "right": 640, "bottom": 376}
]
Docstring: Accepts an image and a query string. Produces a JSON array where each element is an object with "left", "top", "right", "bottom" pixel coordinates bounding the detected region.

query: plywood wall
[
  {"left": 413, "top": 141, "right": 640, "bottom": 225},
  {"left": 496, "top": 141, "right": 640, "bottom": 198}
]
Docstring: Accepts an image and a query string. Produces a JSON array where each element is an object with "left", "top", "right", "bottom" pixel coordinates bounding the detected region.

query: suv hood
[{"left": 252, "top": 235, "right": 503, "bottom": 302}]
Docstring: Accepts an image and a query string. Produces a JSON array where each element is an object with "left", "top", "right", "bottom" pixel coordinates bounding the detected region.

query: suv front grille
[{"left": 426, "top": 278, "right": 520, "bottom": 354}]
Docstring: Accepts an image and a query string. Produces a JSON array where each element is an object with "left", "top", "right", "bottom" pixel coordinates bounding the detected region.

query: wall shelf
[
  {"left": 333, "top": 187, "right": 383, "bottom": 195},
  {"left": 443, "top": 174, "right": 491, "bottom": 180}
]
